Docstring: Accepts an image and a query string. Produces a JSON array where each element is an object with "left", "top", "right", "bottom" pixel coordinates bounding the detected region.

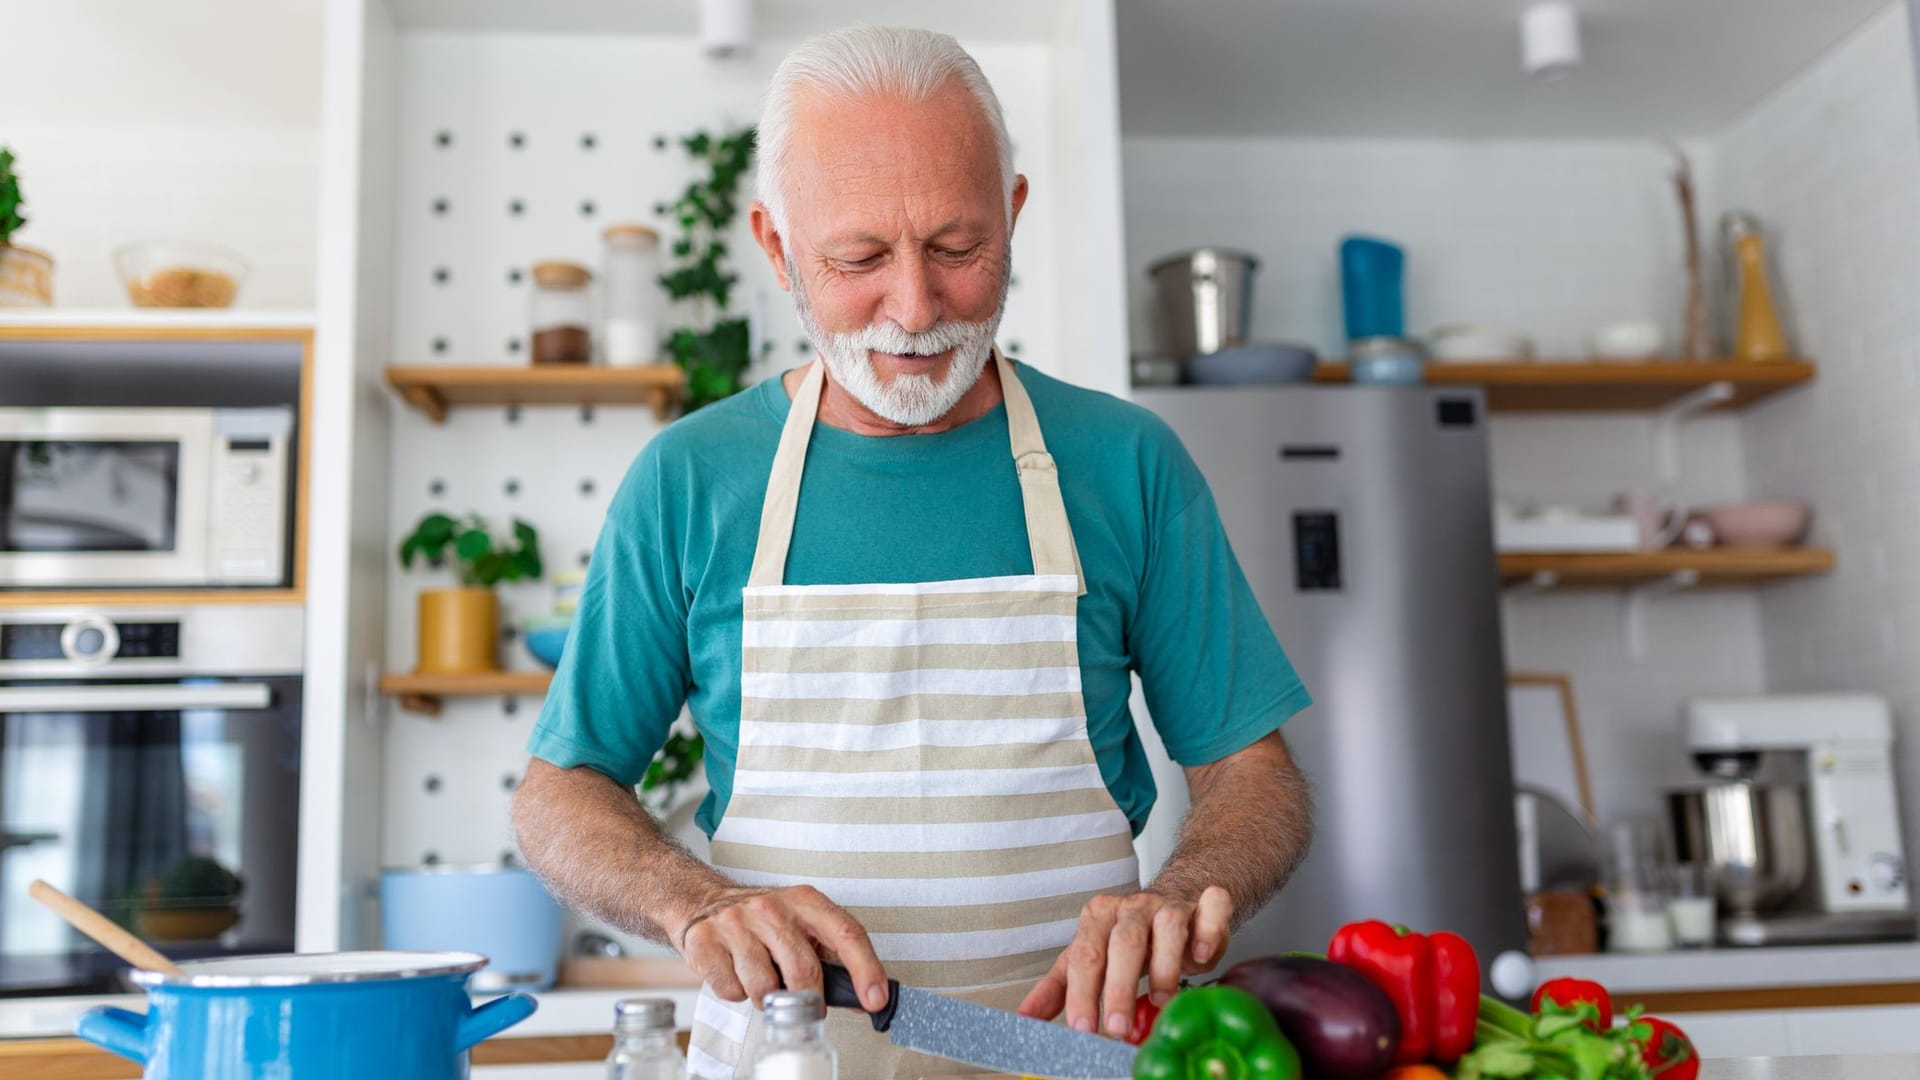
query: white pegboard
[{"left": 377, "top": 30, "right": 1079, "bottom": 876}]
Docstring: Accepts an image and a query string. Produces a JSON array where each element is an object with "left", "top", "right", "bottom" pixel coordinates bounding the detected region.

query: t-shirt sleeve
[
  {"left": 525, "top": 452, "right": 691, "bottom": 785},
  {"left": 1131, "top": 445, "right": 1311, "bottom": 767}
]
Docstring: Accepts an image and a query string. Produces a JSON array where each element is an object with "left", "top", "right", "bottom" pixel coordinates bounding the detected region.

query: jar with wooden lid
[
  {"left": 529, "top": 259, "right": 593, "bottom": 366},
  {"left": 601, "top": 223, "right": 663, "bottom": 367}
]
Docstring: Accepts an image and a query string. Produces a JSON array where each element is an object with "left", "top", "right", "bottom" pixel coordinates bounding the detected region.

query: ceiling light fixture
[
  {"left": 1521, "top": 1, "right": 1582, "bottom": 82},
  {"left": 700, "top": 0, "right": 753, "bottom": 60}
]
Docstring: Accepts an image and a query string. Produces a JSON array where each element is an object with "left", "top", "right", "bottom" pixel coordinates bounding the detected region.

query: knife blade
[{"left": 819, "top": 964, "right": 1139, "bottom": 1080}]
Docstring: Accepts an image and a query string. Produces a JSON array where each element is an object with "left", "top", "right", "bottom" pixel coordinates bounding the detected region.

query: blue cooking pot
[{"left": 75, "top": 950, "right": 536, "bottom": 1079}]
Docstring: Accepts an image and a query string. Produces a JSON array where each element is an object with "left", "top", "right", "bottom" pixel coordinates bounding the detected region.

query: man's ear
[
  {"left": 1008, "top": 174, "right": 1031, "bottom": 235},
  {"left": 749, "top": 201, "right": 792, "bottom": 291}
]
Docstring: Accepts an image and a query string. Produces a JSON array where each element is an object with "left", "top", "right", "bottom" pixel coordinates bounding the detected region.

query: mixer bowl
[{"left": 1669, "top": 781, "right": 1809, "bottom": 915}]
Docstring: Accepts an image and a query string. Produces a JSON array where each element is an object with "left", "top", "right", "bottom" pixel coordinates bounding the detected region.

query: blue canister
[
  {"left": 1340, "top": 236, "right": 1406, "bottom": 342},
  {"left": 382, "top": 865, "right": 564, "bottom": 992},
  {"left": 76, "top": 950, "right": 535, "bottom": 1079}
]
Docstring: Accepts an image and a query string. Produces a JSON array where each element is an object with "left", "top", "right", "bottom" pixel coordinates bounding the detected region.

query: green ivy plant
[
  {"left": 660, "top": 127, "right": 767, "bottom": 411},
  {"left": 397, "top": 512, "right": 543, "bottom": 587},
  {"left": 644, "top": 126, "right": 771, "bottom": 812},
  {"left": 0, "top": 147, "right": 27, "bottom": 247}
]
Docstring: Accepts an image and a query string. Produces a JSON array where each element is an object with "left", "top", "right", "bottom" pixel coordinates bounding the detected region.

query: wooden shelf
[
  {"left": 1499, "top": 547, "right": 1835, "bottom": 587},
  {"left": 1311, "top": 359, "right": 1814, "bottom": 411},
  {"left": 378, "top": 670, "right": 553, "bottom": 715},
  {"left": 385, "top": 364, "right": 684, "bottom": 422}
]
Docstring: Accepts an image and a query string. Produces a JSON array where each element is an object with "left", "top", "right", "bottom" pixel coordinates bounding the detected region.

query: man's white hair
[{"left": 757, "top": 25, "right": 1016, "bottom": 235}]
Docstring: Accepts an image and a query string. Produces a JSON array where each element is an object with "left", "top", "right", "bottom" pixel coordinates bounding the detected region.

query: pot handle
[
  {"left": 456, "top": 992, "right": 538, "bottom": 1052},
  {"left": 76, "top": 1006, "right": 151, "bottom": 1065}
]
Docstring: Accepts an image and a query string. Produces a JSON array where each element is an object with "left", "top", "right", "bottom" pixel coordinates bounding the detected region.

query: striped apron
[{"left": 686, "top": 352, "right": 1141, "bottom": 1080}]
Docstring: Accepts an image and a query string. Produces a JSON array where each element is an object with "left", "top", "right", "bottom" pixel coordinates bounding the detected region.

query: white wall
[
  {"left": 1722, "top": 4, "right": 1920, "bottom": 848},
  {"left": 1122, "top": 135, "right": 1769, "bottom": 827},
  {"left": 0, "top": 0, "right": 322, "bottom": 308}
]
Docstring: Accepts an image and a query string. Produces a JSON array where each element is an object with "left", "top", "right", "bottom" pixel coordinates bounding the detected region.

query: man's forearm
[
  {"left": 511, "top": 758, "right": 731, "bottom": 947},
  {"left": 1149, "top": 730, "right": 1313, "bottom": 928}
]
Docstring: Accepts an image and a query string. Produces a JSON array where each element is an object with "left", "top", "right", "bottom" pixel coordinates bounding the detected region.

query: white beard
[{"left": 790, "top": 258, "right": 1008, "bottom": 427}]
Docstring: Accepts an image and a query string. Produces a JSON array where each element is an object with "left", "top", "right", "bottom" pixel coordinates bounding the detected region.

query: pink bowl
[{"left": 1692, "top": 499, "right": 1812, "bottom": 549}]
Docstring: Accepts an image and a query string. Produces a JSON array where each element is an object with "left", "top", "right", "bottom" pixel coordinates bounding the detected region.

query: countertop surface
[
  {"left": 465, "top": 1057, "right": 1920, "bottom": 1080},
  {"left": 1533, "top": 941, "right": 1920, "bottom": 992}
]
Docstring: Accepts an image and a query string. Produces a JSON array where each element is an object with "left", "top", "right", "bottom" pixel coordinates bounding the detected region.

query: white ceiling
[
  {"left": 392, "top": 0, "right": 1062, "bottom": 41},
  {"left": 1116, "top": 0, "right": 1900, "bottom": 137}
]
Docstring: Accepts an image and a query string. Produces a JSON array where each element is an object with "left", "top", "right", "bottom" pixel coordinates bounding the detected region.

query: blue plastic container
[
  {"left": 382, "top": 865, "right": 564, "bottom": 992},
  {"left": 1340, "top": 236, "right": 1406, "bottom": 342},
  {"left": 75, "top": 950, "right": 535, "bottom": 1079}
]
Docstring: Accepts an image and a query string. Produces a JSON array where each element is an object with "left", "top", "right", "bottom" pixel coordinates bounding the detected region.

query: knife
[{"left": 817, "top": 964, "right": 1138, "bottom": 1080}]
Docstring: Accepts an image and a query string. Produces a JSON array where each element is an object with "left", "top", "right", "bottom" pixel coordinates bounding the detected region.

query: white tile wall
[
  {"left": 1721, "top": 4, "right": 1920, "bottom": 849},
  {"left": 1122, "top": 136, "right": 1769, "bottom": 825}
]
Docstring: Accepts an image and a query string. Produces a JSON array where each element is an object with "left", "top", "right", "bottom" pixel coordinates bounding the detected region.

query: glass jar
[
  {"left": 606, "top": 997, "right": 684, "bottom": 1080},
  {"left": 1604, "top": 818, "right": 1674, "bottom": 953},
  {"left": 530, "top": 259, "right": 594, "bottom": 366},
  {"left": 748, "top": 990, "right": 835, "bottom": 1080},
  {"left": 602, "top": 223, "right": 664, "bottom": 367}
]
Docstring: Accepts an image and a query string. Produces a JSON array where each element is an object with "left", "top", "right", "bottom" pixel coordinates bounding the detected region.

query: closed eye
[{"left": 936, "top": 245, "right": 981, "bottom": 262}]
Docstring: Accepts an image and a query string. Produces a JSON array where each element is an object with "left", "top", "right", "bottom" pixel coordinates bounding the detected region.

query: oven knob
[
  {"left": 60, "top": 617, "right": 120, "bottom": 664},
  {"left": 237, "top": 462, "right": 262, "bottom": 485}
]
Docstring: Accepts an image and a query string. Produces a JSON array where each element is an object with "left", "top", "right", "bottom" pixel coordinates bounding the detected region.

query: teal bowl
[{"left": 523, "top": 619, "right": 571, "bottom": 669}]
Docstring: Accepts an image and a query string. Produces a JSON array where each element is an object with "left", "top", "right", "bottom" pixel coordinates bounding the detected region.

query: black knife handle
[{"left": 822, "top": 963, "right": 901, "bottom": 1032}]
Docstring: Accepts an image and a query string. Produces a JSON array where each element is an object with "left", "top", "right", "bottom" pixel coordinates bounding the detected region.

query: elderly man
[{"left": 513, "top": 25, "right": 1313, "bottom": 1080}]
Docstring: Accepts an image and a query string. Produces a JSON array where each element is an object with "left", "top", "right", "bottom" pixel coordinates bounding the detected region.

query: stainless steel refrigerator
[{"left": 1136, "top": 385, "right": 1525, "bottom": 975}]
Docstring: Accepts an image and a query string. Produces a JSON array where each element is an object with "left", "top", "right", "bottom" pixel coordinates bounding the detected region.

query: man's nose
[{"left": 880, "top": 252, "right": 940, "bottom": 334}]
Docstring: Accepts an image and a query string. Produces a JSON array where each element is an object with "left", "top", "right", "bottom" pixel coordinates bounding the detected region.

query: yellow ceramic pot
[{"left": 416, "top": 586, "right": 500, "bottom": 674}]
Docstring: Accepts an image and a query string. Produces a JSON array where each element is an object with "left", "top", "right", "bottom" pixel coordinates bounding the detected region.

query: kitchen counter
[
  {"left": 467, "top": 1057, "right": 1920, "bottom": 1080},
  {"left": 1535, "top": 942, "right": 1920, "bottom": 1006}
]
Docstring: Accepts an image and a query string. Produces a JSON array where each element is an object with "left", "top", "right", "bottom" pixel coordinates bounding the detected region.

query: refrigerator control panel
[{"left": 1292, "top": 512, "right": 1342, "bottom": 591}]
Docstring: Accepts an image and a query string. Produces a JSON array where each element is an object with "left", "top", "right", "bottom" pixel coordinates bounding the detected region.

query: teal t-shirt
[{"left": 527, "top": 362, "right": 1310, "bottom": 837}]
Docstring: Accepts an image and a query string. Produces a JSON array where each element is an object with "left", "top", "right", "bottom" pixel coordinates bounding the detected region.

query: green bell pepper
[{"left": 1132, "top": 986, "right": 1302, "bottom": 1080}]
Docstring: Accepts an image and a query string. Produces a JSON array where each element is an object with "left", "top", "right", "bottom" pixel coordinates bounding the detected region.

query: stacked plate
[{"left": 1426, "top": 324, "right": 1535, "bottom": 363}]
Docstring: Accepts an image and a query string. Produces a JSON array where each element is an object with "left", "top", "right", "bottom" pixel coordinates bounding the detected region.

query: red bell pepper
[
  {"left": 1426, "top": 931, "right": 1480, "bottom": 1062},
  {"left": 1639, "top": 1016, "right": 1698, "bottom": 1080},
  {"left": 1531, "top": 976, "right": 1614, "bottom": 1032},
  {"left": 1327, "top": 921, "right": 1436, "bottom": 1065}
]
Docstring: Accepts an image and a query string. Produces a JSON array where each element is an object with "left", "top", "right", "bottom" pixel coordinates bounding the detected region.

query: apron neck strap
[{"left": 746, "top": 349, "right": 1084, "bottom": 592}]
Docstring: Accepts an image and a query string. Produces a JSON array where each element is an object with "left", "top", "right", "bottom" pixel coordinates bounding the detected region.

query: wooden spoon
[{"left": 29, "top": 878, "right": 185, "bottom": 976}]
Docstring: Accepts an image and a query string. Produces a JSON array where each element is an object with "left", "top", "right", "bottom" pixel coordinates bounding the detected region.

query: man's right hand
[{"left": 677, "top": 884, "right": 890, "bottom": 1012}]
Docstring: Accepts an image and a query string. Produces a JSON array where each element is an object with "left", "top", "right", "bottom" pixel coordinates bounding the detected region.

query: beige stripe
[
  {"left": 884, "top": 948, "right": 1063, "bottom": 990},
  {"left": 743, "top": 593, "right": 1077, "bottom": 621},
  {"left": 845, "top": 890, "right": 1106, "bottom": 934},
  {"left": 742, "top": 640, "right": 1080, "bottom": 674},
  {"left": 724, "top": 788, "right": 1119, "bottom": 825},
  {"left": 741, "top": 691, "right": 1085, "bottom": 725},
  {"left": 711, "top": 833, "right": 1138, "bottom": 880},
  {"left": 735, "top": 739, "right": 1096, "bottom": 774}
]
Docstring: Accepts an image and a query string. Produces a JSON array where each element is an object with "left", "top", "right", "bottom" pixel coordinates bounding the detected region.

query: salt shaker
[
  {"left": 606, "top": 997, "right": 684, "bottom": 1080},
  {"left": 748, "top": 990, "right": 835, "bottom": 1080}
]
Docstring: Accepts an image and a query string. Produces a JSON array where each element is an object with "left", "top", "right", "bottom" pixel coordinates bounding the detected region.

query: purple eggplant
[{"left": 1216, "top": 955, "right": 1401, "bottom": 1080}]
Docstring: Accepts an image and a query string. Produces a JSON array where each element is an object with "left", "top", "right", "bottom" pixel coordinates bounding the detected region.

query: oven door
[
  {"left": 0, "top": 408, "right": 214, "bottom": 588},
  {"left": 0, "top": 676, "right": 300, "bottom": 996}
]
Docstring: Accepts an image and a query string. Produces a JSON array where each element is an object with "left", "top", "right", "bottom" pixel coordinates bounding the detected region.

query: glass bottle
[
  {"left": 530, "top": 259, "right": 594, "bottom": 366},
  {"left": 1721, "top": 212, "right": 1789, "bottom": 362},
  {"left": 606, "top": 997, "right": 683, "bottom": 1080},
  {"left": 602, "top": 223, "right": 664, "bottom": 367},
  {"left": 747, "top": 990, "right": 835, "bottom": 1080}
]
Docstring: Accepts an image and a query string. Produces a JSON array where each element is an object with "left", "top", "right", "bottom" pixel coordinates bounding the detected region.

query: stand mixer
[{"left": 1670, "top": 694, "right": 1917, "bottom": 946}]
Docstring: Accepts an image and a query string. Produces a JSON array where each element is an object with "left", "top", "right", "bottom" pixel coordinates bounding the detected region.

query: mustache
[{"left": 841, "top": 318, "right": 993, "bottom": 357}]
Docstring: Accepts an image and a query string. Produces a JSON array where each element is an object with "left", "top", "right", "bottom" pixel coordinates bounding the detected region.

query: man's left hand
[{"left": 1016, "top": 885, "right": 1233, "bottom": 1036}]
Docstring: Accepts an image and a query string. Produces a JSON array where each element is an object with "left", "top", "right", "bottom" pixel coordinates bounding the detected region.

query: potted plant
[
  {"left": 136, "top": 856, "right": 243, "bottom": 943},
  {"left": 398, "top": 512, "right": 543, "bottom": 674},
  {"left": 0, "top": 146, "right": 53, "bottom": 308}
]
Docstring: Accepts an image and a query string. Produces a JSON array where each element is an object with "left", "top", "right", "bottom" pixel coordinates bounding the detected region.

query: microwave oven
[{"left": 0, "top": 407, "right": 293, "bottom": 589}]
